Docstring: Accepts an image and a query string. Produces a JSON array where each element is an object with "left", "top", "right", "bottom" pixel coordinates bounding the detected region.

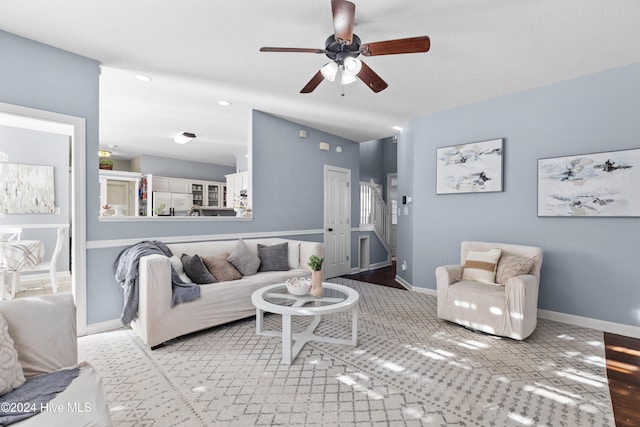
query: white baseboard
[
  {"left": 18, "top": 271, "right": 71, "bottom": 286},
  {"left": 398, "top": 277, "right": 640, "bottom": 339},
  {"left": 85, "top": 318, "right": 123, "bottom": 336},
  {"left": 85, "top": 289, "right": 640, "bottom": 341},
  {"left": 537, "top": 309, "right": 640, "bottom": 339},
  {"left": 394, "top": 275, "right": 425, "bottom": 292},
  {"left": 350, "top": 260, "right": 392, "bottom": 274}
]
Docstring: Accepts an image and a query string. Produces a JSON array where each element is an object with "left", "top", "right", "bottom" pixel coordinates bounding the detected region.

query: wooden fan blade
[
  {"left": 300, "top": 70, "right": 325, "bottom": 94},
  {"left": 260, "top": 47, "right": 326, "bottom": 54},
  {"left": 360, "top": 36, "right": 430, "bottom": 56},
  {"left": 357, "top": 61, "right": 388, "bottom": 93},
  {"left": 331, "top": 0, "right": 355, "bottom": 45}
]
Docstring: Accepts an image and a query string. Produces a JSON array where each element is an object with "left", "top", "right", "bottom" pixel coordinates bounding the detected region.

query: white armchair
[{"left": 435, "top": 241, "right": 543, "bottom": 340}]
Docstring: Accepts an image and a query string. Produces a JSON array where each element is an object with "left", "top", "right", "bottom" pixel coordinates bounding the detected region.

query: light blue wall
[
  {"left": 134, "top": 154, "right": 235, "bottom": 181},
  {"left": 359, "top": 138, "right": 384, "bottom": 185},
  {"left": 0, "top": 30, "right": 97, "bottom": 274},
  {"left": 398, "top": 62, "right": 640, "bottom": 327},
  {"left": 0, "top": 126, "right": 71, "bottom": 272},
  {"left": 85, "top": 110, "right": 360, "bottom": 323},
  {"left": 252, "top": 110, "right": 360, "bottom": 234},
  {"left": 359, "top": 136, "right": 397, "bottom": 265},
  {"left": 1, "top": 30, "right": 362, "bottom": 325},
  {"left": 359, "top": 136, "right": 396, "bottom": 201}
]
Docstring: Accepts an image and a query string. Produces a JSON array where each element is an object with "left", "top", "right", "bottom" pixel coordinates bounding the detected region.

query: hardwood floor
[{"left": 341, "top": 262, "right": 640, "bottom": 427}]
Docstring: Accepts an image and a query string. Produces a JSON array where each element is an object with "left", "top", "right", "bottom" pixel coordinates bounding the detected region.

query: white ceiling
[{"left": 2, "top": 0, "right": 640, "bottom": 166}]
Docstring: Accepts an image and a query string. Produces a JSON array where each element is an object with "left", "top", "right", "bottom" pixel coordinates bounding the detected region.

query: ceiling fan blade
[
  {"left": 331, "top": 0, "right": 355, "bottom": 44},
  {"left": 360, "top": 36, "right": 430, "bottom": 56},
  {"left": 357, "top": 62, "right": 388, "bottom": 93},
  {"left": 260, "top": 47, "right": 326, "bottom": 54},
  {"left": 300, "top": 70, "right": 325, "bottom": 94}
]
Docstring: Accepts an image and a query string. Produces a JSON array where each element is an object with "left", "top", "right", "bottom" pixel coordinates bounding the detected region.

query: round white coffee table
[{"left": 251, "top": 282, "right": 359, "bottom": 364}]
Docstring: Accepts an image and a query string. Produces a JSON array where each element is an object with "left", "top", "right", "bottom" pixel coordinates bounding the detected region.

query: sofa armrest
[
  {"left": 435, "top": 265, "right": 463, "bottom": 286},
  {"left": 299, "top": 242, "right": 324, "bottom": 272},
  {"left": 133, "top": 254, "right": 173, "bottom": 345},
  {"left": 504, "top": 274, "right": 540, "bottom": 340},
  {"left": 0, "top": 294, "right": 77, "bottom": 378},
  {"left": 435, "top": 265, "right": 463, "bottom": 319}
]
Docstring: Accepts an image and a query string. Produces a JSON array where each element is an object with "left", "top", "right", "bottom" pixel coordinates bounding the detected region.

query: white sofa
[
  {"left": 0, "top": 294, "right": 113, "bottom": 426},
  {"left": 435, "top": 241, "right": 543, "bottom": 340},
  {"left": 131, "top": 238, "right": 324, "bottom": 348}
]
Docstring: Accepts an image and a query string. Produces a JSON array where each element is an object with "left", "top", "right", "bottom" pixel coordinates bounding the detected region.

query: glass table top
[{"left": 262, "top": 284, "right": 349, "bottom": 308}]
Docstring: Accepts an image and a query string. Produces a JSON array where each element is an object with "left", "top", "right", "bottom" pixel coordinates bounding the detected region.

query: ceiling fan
[{"left": 260, "top": 0, "right": 430, "bottom": 94}]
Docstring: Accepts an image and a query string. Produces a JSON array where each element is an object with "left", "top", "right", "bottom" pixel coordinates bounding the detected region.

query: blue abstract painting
[
  {"left": 538, "top": 148, "right": 640, "bottom": 217},
  {"left": 436, "top": 138, "right": 504, "bottom": 194}
]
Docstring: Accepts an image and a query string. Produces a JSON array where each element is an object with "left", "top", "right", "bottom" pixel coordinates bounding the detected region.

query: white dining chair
[
  {"left": 4, "top": 227, "right": 66, "bottom": 299},
  {"left": 0, "top": 227, "right": 23, "bottom": 242},
  {"left": 1, "top": 227, "right": 24, "bottom": 300}
]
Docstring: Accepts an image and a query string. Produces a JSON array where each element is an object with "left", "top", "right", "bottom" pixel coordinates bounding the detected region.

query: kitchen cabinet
[
  {"left": 190, "top": 180, "right": 225, "bottom": 208},
  {"left": 206, "top": 182, "right": 225, "bottom": 208},
  {"left": 225, "top": 171, "right": 248, "bottom": 208},
  {"left": 153, "top": 177, "right": 190, "bottom": 193},
  {"left": 135, "top": 174, "right": 229, "bottom": 215},
  {"left": 190, "top": 181, "right": 205, "bottom": 206}
]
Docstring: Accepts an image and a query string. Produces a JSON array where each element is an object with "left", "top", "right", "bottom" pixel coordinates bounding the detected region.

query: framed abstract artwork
[
  {"left": 537, "top": 148, "right": 640, "bottom": 217},
  {"left": 0, "top": 162, "right": 56, "bottom": 214},
  {"left": 436, "top": 138, "right": 504, "bottom": 194}
]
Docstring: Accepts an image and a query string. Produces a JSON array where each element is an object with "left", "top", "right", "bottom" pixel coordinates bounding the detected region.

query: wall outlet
[{"left": 401, "top": 260, "right": 407, "bottom": 271}]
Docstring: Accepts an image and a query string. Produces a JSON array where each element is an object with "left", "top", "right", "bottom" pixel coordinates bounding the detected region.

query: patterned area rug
[{"left": 79, "top": 278, "right": 614, "bottom": 426}]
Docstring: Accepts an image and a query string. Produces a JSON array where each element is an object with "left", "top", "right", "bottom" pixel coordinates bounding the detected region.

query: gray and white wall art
[
  {"left": 436, "top": 138, "right": 504, "bottom": 194},
  {"left": 0, "top": 163, "right": 56, "bottom": 214},
  {"left": 538, "top": 148, "right": 639, "bottom": 217}
]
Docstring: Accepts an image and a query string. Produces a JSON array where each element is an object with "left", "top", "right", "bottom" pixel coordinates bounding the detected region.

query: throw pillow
[
  {"left": 201, "top": 253, "right": 242, "bottom": 282},
  {"left": 181, "top": 254, "right": 217, "bottom": 284},
  {"left": 288, "top": 242, "right": 301, "bottom": 269},
  {"left": 258, "top": 243, "right": 290, "bottom": 272},
  {"left": 227, "top": 240, "right": 261, "bottom": 276},
  {"left": 461, "top": 248, "right": 502, "bottom": 284},
  {"left": 170, "top": 255, "right": 191, "bottom": 283},
  {"left": 0, "top": 313, "right": 26, "bottom": 396},
  {"left": 495, "top": 253, "right": 535, "bottom": 285}
]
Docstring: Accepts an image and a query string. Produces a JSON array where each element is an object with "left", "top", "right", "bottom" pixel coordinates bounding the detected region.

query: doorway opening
[{"left": 0, "top": 101, "right": 87, "bottom": 335}]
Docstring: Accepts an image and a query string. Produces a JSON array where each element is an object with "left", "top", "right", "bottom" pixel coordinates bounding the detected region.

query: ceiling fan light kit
[
  {"left": 260, "top": 0, "right": 430, "bottom": 94},
  {"left": 321, "top": 61, "right": 339, "bottom": 82}
]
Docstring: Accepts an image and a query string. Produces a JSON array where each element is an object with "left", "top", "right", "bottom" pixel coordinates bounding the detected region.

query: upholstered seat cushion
[{"left": 445, "top": 280, "right": 507, "bottom": 335}]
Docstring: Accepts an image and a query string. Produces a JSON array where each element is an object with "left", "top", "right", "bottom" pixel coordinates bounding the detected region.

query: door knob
[{"left": 328, "top": 228, "right": 333, "bottom": 232}]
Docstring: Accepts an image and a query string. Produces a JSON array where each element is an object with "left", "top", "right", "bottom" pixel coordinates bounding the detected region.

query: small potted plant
[
  {"left": 99, "top": 158, "right": 113, "bottom": 170},
  {"left": 308, "top": 255, "right": 324, "bottom": 297}
]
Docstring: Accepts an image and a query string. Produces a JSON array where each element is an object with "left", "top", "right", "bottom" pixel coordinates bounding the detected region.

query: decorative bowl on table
[{"left": 286, "top": 277, "right": 311, "bottom": 296}]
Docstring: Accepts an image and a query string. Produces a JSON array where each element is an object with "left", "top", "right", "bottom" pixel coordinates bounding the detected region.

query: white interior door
[{"left": 324, "top": 165, "right": 351, "bottom": 278}]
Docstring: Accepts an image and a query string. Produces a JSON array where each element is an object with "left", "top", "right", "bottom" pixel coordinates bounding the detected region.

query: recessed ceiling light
[
  {"left": 173, "top": 132, "right": 196, "bottom": 144},
  {"left": 134, "top": 74, "right": 152, "bottom": 83},
  {"left": 392, "top": 125, "right": 403, "bottom": 131},
  {"left": 218, "top": 100, "right": 231, "bottom": 106}
]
